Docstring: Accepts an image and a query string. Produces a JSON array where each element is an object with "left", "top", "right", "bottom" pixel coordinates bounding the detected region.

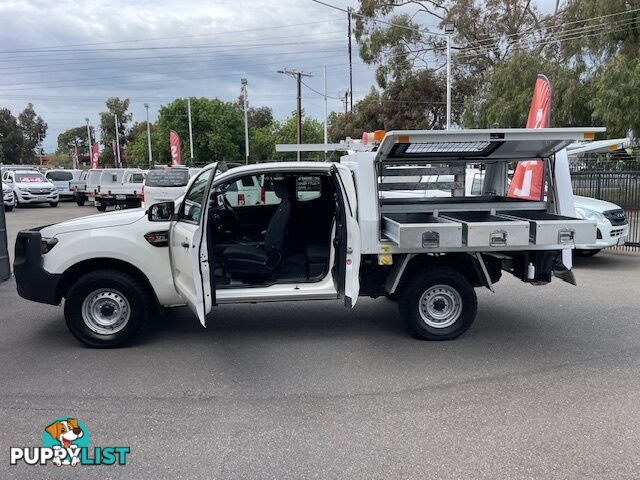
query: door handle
[{"left": 181, "top": 241, "right": 190, "bottom": 248}]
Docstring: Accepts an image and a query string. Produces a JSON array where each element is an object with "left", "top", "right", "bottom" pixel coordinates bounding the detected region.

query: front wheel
[
  {"left": 64, "top": 270, "right": 153, "bottom": 348},
  {"left": 398, "top": 267, "right": 477, "bottom": 341},
  {"left": 49, "top": 202, "right": 58, "bottom": 208},
  {"left": 576, "top": 249, "right": 601, "bottom": 257},
  {"left": 96, "top": 203, "right": 107, "bottom": 212},
  {"left": 76, "top": 195, "right": 86, "bottom": 206},
  {"left": 4, "top": 204, "right": 13, "bottom": 212}
]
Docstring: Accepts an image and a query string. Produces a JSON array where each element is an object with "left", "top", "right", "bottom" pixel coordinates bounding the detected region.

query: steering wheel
[{"left": 210, "top": 193, "right": 239, "bottom": 241}]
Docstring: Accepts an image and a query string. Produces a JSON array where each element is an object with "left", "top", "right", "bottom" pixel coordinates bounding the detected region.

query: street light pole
[
  {"left": 277, "top": 68, "right": 312, "bottom": 161},
  {"left": 144, "top": 103, "right": 153, "bottom": 168},
  {"left": 241, "top": 78, "right": 250, "bottom": 165},
  {"left": 114, "top": 113, "right": 121, "bottom": 167},
  {"left": 85, "top": 118, "right": 92, "bottom": 166}
]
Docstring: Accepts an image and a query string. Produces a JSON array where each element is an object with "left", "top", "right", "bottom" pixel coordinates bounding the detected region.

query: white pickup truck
[
  {"left": 95, "top": 168, "right": 145, "bottom": 211},
  {"left": 14, "top": 128, "right": 599, "bottom": 348}
]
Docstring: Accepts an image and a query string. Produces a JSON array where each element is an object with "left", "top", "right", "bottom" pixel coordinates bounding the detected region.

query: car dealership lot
[{"left": 1, "top": 204, "right": 640, "bottom": 479}]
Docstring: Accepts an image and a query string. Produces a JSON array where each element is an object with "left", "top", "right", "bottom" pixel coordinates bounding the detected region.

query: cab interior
[{"left": 208, "top": 172, "right": 338, "bottom": 288}]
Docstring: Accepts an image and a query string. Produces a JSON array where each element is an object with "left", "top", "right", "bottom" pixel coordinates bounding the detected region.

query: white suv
[{"left": 3, "top": 170, "right": 59, "bottom": 207}]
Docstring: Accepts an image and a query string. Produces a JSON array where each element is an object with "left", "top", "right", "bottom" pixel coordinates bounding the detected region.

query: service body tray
[
  {"left": 497, "top": 210, "right": 597, "bottom": 246},
  {"left": 382, "top": 213, "right": 463, "bottom": 249},
  {"left": 439, "top": 211, "right": 530, "bottom": 247}
]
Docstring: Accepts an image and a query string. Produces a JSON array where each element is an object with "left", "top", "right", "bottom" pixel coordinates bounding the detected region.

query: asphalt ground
[{"left": 1, "top": 202, "right": 639, "bottom": 479}]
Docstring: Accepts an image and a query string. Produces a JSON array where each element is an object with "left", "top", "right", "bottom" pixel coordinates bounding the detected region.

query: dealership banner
[
  {"left": 91, "top": 143, "right": 100, "bottom": 169},
  {"left": 508, "top": 74, "right": 551, "bottom": 200},
  {"left": 170, "top": 130, "right": 182, "bottom": 166}
]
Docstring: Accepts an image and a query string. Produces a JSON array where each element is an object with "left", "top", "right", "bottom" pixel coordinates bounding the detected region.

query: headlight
[
  {"left": 575, "top": 207, "right": 606, "bottom": 223},
  {"left": 17, "top": 186, "right": 29, "bottom": 191},
  {"left": 41, "top": 237, "right": 58, "bottom": 254}
]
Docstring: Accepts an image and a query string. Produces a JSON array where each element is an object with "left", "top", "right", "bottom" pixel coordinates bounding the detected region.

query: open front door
[
  {"left": 330, "top": 165, "right": 361, "bottom": 307},
  {"left": 169, "top": 165, "right": 217, "bottom": 326}
]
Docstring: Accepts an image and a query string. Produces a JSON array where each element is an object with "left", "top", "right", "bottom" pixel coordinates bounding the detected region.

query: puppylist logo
[{"left": 10, "top": 417, "right": 130, "bottom": 467}]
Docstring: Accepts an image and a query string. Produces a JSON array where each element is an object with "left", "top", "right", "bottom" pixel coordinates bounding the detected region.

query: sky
[{"left": 0, "top": 0, "right": 559, "bottom": 153}]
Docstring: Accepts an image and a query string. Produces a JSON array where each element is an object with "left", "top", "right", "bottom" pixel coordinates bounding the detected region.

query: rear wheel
[
  {"left": 76, "top": 194, "right": 86, "bottom": 206},
  {"left": 64, "top": 270, "right": 153, "bottom": 348},
  {"left": 96, "top": 203, "right": 107, "bottom": 212},
  {"left": 576, "top": 249, "right": 601, "bottom": 257},
  {"left": 399, "top": 267, "right": 477, "bottom": 341}
]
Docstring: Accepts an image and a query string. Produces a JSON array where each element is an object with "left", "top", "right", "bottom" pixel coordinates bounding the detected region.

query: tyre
[
  {"left": 4, "top": 204, "right": 13, "bottom": 212},
  {"left": 576, "top": 249, "right": 601, "bottom": 257},
  {"left": 398, "top": 267, "right": 477, "bottom": 341},
  {"left": 96, "top": 203, "right": 107, "bottom": 212},
  {"left": 49, "top": 202, "right": 58, "bottom": 208},
  {"left": 64, "top": 270, "right": 153, "bottom": 348},
  {"left": 76, "top": 195, "right": 86, "bottom": 207}
]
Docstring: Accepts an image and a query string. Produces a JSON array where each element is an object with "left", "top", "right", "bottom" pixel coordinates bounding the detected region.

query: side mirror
[{"left": 148, "top": 202, "right": 175, "bottom": 222}]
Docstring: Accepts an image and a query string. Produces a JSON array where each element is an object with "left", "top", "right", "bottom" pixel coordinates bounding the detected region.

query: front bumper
[
  {"left": 575, "top": 223, "right": 629, "bottom": 250},
  {"left": 14, "top": 229, "right": 61, "bottom": 305},
  {"left": 3, "top": 191, "right": 14, "bottom": 206},
  {"left": 14, "top": 190, "right": 58, "bottom": 204}
]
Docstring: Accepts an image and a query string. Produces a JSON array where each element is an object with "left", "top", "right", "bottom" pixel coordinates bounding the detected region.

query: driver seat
[{"left": 222, "top": 181, "right": 292, "bottom": 280}]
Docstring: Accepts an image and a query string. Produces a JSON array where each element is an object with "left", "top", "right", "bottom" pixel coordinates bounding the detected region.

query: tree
[
  {"left": 57, "top": 126, "right": 92, "bottom": 155},
  {"left": 0, "top": 108, "right": 23, "bottom": 164},
  {"left": 99, "top": 97, "right": 132, "bottom": 166},
  {"left": 18, "top": 103, "right": 47, "bottom": 164},
  {"left": 274, "top": 111, "right": 325, "bottom": 161}
]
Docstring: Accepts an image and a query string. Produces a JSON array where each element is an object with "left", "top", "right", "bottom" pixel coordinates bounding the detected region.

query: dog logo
[{"left": 44, "top": 418, "right": 86, "bottom": 466}]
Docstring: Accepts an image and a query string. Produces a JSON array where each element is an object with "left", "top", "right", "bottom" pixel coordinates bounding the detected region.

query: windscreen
[
  {"left": 87, "top": 171, "right": 101, "bottom": 184},
  {"left": 146, "top": 169, "right": 190, "bottom": 187},
  {"left": 16, "top": 173, "right": 46, "bottom": 183},
  {"left": 46, "top": 171, "right": 74, "bottom": 181}
]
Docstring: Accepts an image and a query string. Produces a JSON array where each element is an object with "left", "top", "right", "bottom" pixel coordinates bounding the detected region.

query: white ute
[{"left": 14, "top": 128, "right": 600, "bottom": 348}]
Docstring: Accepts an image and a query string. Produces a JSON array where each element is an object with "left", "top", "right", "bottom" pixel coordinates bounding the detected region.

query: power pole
[
  {"left": 187, "top": 98, "right": 194, "bottom": 164},
  {"left": 144, "top": 104, "right": 153, "bottom": 168},
  {"left": 342, "top": 91, "right": 349, "bottom": 114},
  {"left": 85, "top": 118, "right": 92, "bottom": 166},
  {"left": 277, "top": 68, "right": 313, "bottom": 161},
  {"left": 347, "top": 7, "right": 353, "bottom": 112},
  {"left": 444, "top": 23, "right": 455, "bottom": 130},
  {"left": 241, "top": 78, "right": 250, "bottom": 165}
]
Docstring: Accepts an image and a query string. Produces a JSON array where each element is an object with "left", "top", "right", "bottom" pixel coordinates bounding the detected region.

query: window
[
  {"left": 129, "top": 173, "right": 144, "bottom": 183},
  {"left": 145, "top": 169, "right": 189, "bottom": 187},
  {"left": 179, "top": 170, "right": 212, "bottom": 223},
  {"left": 471, "top": 173, "right": 484, "bottom": 195},
  {"left": 16, "top": 173, "right": 46, "bottom": 183},
  {"left": 241, "top": 177, "right": 255, "bottom": 187},
  {"left": 46, "top": 171, "right": 73, "bottom": 181},
  {"left": 296, "top": 176, "right": 322, "bottom": 201}
]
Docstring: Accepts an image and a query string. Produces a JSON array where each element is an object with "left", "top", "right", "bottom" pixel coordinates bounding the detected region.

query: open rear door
[{"left": 330, "top": 165, "right": 361, "bottom": 307}]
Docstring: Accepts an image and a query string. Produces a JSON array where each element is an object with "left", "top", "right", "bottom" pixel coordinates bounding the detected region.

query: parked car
[
  {"left": 143, "top": 167, "right": 201, "bottom": 208},
  {"left": 3, "top": 170, "right": 58, "bottom": 207},
  {"left": 69, "top": 170, "right": 88, "bottom": 206},
  {"left": 95, "top": 168, "right": 144, "bottom": 211},
  {"left": 85, "top": 169, "right": 103, "bottom": 206},
  {"left": 45, "top": 169, "right": 82, "bottom": 199},
  {"left": 573, "top": 195, "right": 629, "bottom": 256},
  {"left": 2, "top": 181, "right": 15, "bottom": 211}
]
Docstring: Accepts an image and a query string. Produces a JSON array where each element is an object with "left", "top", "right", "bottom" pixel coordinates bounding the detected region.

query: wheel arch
[
  {"left": 56, "top": 258, "right": 159, "bottom": 307},
  {"left": 391, "top": 253, "right": 500, "bottom": 295}
]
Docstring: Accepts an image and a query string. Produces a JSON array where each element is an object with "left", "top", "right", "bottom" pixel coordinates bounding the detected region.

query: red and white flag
[
  {"left": 170, "top": 130, "right": 182, "bottom": 166},
  {"left": 91, "top": 142, "right": 100, "bottom": 169},
  {"left": 507, "top": 74, "right": 552, "bottom": 200}
]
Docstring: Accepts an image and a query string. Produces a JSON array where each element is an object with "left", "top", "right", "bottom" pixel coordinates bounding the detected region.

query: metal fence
[{"left": 570, "top": 157, "right": 640, "bottom": 252}]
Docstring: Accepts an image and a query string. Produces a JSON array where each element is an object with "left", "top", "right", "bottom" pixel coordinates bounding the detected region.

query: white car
[
  {"left": 2, "top": 181, "right": 15, "bottom": 211},
  {"left": 45, "top": 169, "right": 82, "bottom": 199},
  {"left": 3, "top": 170, "right": 58, "bottom": 207},
  {"left": 573, "top": 195, "right": 629, "bottom": 256},
  {"left": 143, "top": 167, "right": 200, "bottom": 208}
]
